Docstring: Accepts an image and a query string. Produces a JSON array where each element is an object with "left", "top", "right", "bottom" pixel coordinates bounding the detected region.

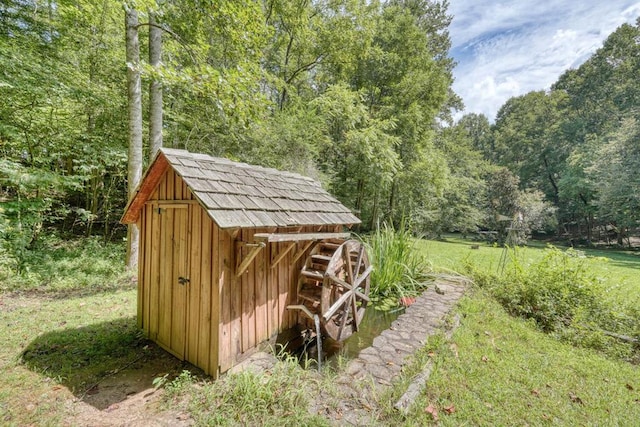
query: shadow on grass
[{"left": 20, "top": 316, "right": 186, "bottom": 410}]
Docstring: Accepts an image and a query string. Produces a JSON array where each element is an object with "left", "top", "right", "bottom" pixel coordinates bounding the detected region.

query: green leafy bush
[
  {"left": 365, "top": 222, "right": 430, "bottom": 310},
  {"left": 468, "top": 246, "right": 640, "bottom": 362},
  {"left": 496, "top": 247, "right": 601, "bottom": 332},
  {"left": 0, "top": 234, "right": 129, "bottom": 293}
]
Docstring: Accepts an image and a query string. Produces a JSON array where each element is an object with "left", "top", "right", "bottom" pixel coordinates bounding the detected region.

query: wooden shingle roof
[{"left": 121, "top": 148, "right": 360, "bottom": 228}]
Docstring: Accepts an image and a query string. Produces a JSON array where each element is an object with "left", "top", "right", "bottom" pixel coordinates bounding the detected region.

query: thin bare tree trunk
[
  {"left": 149, "top": 11, "right": 163, "bottom": 161},
  {"left": 125, "top": 7, "right": 142, "bottom": 270}
]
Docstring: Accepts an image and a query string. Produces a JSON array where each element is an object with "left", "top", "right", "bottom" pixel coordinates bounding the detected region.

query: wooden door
[{"left": 154, "top": 203, "right": 190, "bottom": 359}]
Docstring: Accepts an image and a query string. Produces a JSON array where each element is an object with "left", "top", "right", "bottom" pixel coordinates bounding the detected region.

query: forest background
[{"left": 1, "top": 0, "right": 639, "bottom": 277}]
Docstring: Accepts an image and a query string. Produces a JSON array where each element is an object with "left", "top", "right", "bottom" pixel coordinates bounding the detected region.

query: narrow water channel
[{"left": 282, "top": 307, "right": 404, "bottom": 367}]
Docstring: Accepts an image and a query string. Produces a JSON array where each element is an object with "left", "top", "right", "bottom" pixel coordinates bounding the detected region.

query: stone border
[{"left": 344, "top": 280, "right": 467, "bottom": 387}]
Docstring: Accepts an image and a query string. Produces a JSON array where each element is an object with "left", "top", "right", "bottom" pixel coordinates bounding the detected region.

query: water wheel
[{"left": 295, "top": 239, "right": 372, "bottom": 341}]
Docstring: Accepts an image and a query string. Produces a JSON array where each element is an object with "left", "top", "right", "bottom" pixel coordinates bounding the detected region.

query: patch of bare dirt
[
  {"left": 42, "top": 346, "right": 193, "bottom": 427},
  {"left": 65, "top": 349, "right": 193, "bottom": 426}
]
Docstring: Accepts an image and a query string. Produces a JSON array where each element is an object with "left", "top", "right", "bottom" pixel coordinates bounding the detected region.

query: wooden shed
[{"left": 121, "top": 148, "right": 361, "bottom": 377}]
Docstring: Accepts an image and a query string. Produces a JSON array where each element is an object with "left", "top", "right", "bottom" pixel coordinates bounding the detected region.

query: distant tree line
[
  {"left": 1, "top": 1, "right": 638, "bottom": 271},
  {"left": 474, "top": 18, "right": 640, "bottom": 246}
]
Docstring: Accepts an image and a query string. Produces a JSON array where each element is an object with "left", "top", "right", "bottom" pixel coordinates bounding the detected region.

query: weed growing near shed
[{"left": 163, "top": 355, "right": 330, "bottom": 426}]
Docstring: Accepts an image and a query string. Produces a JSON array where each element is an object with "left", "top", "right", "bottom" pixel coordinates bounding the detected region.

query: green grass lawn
[
  {"left": 392, "top": 235, "right": 640, "bottom": 425},
  {"left": 393, "top": 292, "right": 640, "bottom": 426},
  {"left": 0, "top": 288, "right": 141, "bottom": 425}
]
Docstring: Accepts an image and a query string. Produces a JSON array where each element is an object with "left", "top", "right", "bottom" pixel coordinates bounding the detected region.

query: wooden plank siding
[
  {"left": 139, "top": 168, "right": 221, "bottom": 373},
  {"left": 255, "top": 236, "right": 268, "bottom": 344},
  {"left": 187, "top": 203, "right": 202, "bottom": 365},
  {"left": 137, "top": 168, "right": 348, "bottom": 376},
  {"left": 218, "top": 225, "right": 232, "bottom": 373}
]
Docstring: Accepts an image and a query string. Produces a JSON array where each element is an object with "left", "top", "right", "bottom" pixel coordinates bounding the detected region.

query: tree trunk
[
  {"left": 125, "top": 7, "right": 142, "bottom": 270},
  {"left": 149, "top": 11, "right": 163, "bottom": 161},
  {"left": 388, "top": 177, "right": 398, "bottom": 226}
]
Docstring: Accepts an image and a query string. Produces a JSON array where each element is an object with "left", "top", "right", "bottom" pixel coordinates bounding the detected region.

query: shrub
[
  {"left": 470, "top": 246, "right": 640, "bottom": 362},
  {"left": 0, "top": 233, "right": 129, "bottom": 293},
  {"left": 496, "top": 247, "right": 601, "bottom": 332}
]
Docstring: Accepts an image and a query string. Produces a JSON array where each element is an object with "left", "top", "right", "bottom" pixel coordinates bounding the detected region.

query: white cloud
[{"left": 448, "top": 0, "right": 640, "bottom": 122}]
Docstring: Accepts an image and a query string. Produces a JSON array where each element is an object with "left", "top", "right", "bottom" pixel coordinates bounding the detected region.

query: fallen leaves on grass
[
  {"left": 626, "top": 383, "right": 634, "bottom": 391},
  {"left": 449, "top": 343, "right": 459, "bottom": 358},
  {"left": 481, "top": 355, "right": 489, "bottom": 362},
  {"left": 444, "top": 403, "right": 456, "bottom": 414},
  {"left": 569, "top": 392, "right": 584, "bottom": 405},
  {"left": 531, "top": 389, "right": 540, "bottom": 397},
  {"left": 425, "top": 404, "right": 439, "bottom": 421}
]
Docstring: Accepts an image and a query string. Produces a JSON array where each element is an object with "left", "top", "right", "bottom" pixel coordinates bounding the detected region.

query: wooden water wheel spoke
[
  {"left": 337, "top": 296, "right": 351, "bottom": 341},
  {"left": 343, "top": 244, "right": 355, "bottom": 285},
  {"left": 325, "top": 274, "right": 370, "bottom": 303},
  {"left": 297, "top": 239, "right": 371, "bottom": 342},
  {"left": 322, "top": 286, "right": 354, "bottom": 321},
  {"left": 350, "top": 292, "right": 359, "bottom": 332},
  {"left": 353, "top": 245, "right": 364, "bottom": 281}
]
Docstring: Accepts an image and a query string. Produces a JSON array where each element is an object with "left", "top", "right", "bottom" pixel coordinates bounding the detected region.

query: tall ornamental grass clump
[{"left": 365, "top": 223, "right": 430, "bottom": 310}]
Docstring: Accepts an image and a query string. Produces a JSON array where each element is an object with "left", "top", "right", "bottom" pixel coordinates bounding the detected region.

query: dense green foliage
[
  {"left": 0, "top": 233, "right": 129, "bottom": 293},
  {"left": 0, "top": 0, "right": 479, "bottom": 266}
]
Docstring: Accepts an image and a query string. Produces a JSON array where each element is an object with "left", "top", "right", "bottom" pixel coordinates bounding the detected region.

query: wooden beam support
[
  {"left": 286, "top": 304, "right": 315, "bottom": 321},
  {"left": 146, "top": 200, "right": 199, "bottom": 206},
  {"left": 227, "top": 228, "right": 240, "bottom": 240},
  {"left": 270, "top": 242, "right": 296, "bottom": 269},
  {"left": 254, "top": 232, "right": 351, "bottom": 243},
  {"left": 292, "top": 240, "right": 315, "bottom": 263},
  {"left": 235, "top": 242, "right": 266, "bottom": 277}
]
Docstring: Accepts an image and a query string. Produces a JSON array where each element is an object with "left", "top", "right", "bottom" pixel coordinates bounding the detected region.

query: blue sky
[{"left": 447, "top": 1, "right": 640, "bottom": 122}]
